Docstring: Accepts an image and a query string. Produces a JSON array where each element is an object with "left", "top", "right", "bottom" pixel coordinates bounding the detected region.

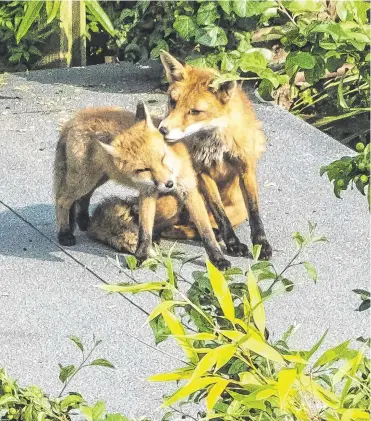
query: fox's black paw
[
  {"left": 226, "top": 239, "right": 252, "bottom": 258},
  {"left": 58, "top": 232, "right": 76, "bottom": 246},
  {"left": 211, "top": 256, "right": 231, "bottom": 271},
  {"left": 255, "top": 239, "right": 272, "bottom": 261},
  {"left": 76, "top": 212, "right": 90, "bottom": 231}
]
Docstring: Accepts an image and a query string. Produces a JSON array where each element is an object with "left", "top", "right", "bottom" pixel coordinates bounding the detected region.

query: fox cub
[
  {"left": 54, "top": 103, "right": 230, "bottom": 269},
  {"left": 158, "top": 51, "right": 272, "bottom": 260}
]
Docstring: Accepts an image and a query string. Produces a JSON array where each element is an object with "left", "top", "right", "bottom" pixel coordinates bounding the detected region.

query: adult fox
[
  {"left": 54, "top": 103, "right": 230, "bottom": 269},
  {"left": 157, "top": 51, "right": 272, "bottom": 260}
]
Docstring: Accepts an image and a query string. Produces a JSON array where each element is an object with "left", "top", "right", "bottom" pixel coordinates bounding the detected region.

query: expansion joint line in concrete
[{"left": 0, "top": 199, "right": 190, "bottom": 364}]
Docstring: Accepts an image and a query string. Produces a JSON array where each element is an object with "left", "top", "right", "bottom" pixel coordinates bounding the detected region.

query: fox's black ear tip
[{"left": 135, "top": 101, "right": 146, "bottom": 121}]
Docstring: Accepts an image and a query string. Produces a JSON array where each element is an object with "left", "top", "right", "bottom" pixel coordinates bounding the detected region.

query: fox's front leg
[
  {"left": 183, "top": 188, "right": 231, "bottom": 271},
  {"left": 239, "top": 159, "right": 272, "bottom": 260},
  {"left": 199, "top": 173, "right": 251, "bottom": 258},
  {"left": 135, "top": 193, "right": 157, "bottom": 263}
]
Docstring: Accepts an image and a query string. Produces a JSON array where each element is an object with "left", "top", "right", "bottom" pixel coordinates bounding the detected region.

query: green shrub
[
  {"left": 0, "top": 337, "right": 116, "bottom": 421},
  {"left": 321, "top": 143, "right": 370, "bottom": 208},
  {"left": 100, "top": 226, "right": 370, "bottom": 420}
]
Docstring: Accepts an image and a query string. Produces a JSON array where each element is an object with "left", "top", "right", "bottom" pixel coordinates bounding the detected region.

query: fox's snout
[{"left": 155, "top": 177, "right": 175, "bottom": 193}]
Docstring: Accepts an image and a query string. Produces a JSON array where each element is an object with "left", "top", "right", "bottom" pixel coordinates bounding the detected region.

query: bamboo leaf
[
  {"left": 206, "top": 379, "right": 229, "bottom": 412},
  {"left": 338, "top": 71, "right": 350, "bottom": 109},
  {"left": 340, "top": 350, "right": 364, "bottom": 406},
  {"left": 247, "top": 270, "right": 266, "bottom": 335},
  {"left": 162, "top": 377, "right": 219, "bottom": 407},
  {"left": 146, "top": 301, "right": 185, "bottom": 324},
  {"left": 45, "top": 0, "right": 61, "bottom": 24},
  {"left": 16, "top": 1, "right": 43, "bottom": 44},
  {"left": 100, "top": 281, "right": 169, "bottom": 294},
  {"left": 148, "top": 368, "right": 193, "bottom": 382},
  {"left": 339, "top": 409, "right": 369, "bottom": 421},
  {"left": 162, "top": 310, "right": 198, "bottom": 363},
  {"left": 283, "top": 354, "right": 309, "bottom": 365},
  {"left": 207, "top": 260, "right": 235, "bottom": 322},
  {"left": 278, "top": 368, "right": 297, "bottom": 411},
  {"left": 85, "top": 0, "right": 115, "bottom": 36},
  {"left": 215, "top": 344, "right": 237, "bottom": 371},
  {"left": 238, "top": 371, "right": 262, "bottom": 386},
  {"left": 313, "top": 340, "right": 350, "bottom": 368}
]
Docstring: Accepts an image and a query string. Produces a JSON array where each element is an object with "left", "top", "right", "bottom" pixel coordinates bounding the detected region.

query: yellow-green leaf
[
  {"left": 206, "top": 379, "right": 229, "bottom": 412},
  {"left": 247, "top": 270, "right": 266, "bottom": 335},
  {"left": 148, "top": 368, "right": 193, "bottom": 382},
  {"left": 191, "top": 349, "right": 218, "bottom": 380},
  {"left": 332, "top": 357, "right": 354, "bottom": 385},
  {"left": 314, "top": 340, "right": 350, "bottom": 368},
  {"left": 340, "top": 349, "right": 364, "bottom": 405},
  {"left": 339, "top": 409, "right": 370, "bottom": 421},
  {"left": 278, "top": 368, "right": 297, "bottom": 411},
  {"left": 100, "top": 281, "right": 169, "bottom": 294},
  {"left": 300, "top": 374, "right": 339, "bottom": 408},
  {"left": 174, "top": 333, "right": 217, "bottom": 341},
  {"left": 207, "top": 260, "right": 235, "bottom": 322},
  {"left": 283, "top": 354, "right": 309, "bottom": 365},
  {"left": 162, "top": 310, "right": 198, "bottom": 363},
  {"left": 240, "top": 330, "right": 284, "bottom": 364},
  {"left": 146, "top": 301, "right": 185, "bottom": 323},
  {"left": 238, "top": 371, "right": 262, "bottom": 386},
  {"left": 162, "top": 376, "right": 219, "bottom": 407},
  {"left": 215, "top": 344, "right": 236, "bottom": 371}
]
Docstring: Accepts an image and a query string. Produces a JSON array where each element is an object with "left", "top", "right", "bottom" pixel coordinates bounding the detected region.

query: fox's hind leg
[
  {"left": 55, "top": 174, "right": 104, "bottom": 246},
  {"left": 75, "top": 175, "right": 108, "bottom": 231}
]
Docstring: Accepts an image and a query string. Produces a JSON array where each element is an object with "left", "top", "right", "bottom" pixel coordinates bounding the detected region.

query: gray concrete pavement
[{"left": 0, "top": 62, "right": 369, "bottom": 418}]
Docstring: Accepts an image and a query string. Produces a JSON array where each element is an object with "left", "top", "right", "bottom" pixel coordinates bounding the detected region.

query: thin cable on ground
[{"left": 0, "top": 199, "right": 188, "bottom": 364}]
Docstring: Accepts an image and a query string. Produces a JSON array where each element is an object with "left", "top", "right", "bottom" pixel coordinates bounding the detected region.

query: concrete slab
[{"left": 0, "top": 62, "right": 369, "bottom": 417}]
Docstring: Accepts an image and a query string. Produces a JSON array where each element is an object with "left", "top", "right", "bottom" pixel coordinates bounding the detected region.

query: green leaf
[
  {"left": 100, "top": 281, "right": 170, "bottom": 294},
  {"left": 90, "top": 358, "right": 115, "bottom": 369},
  {"left": 303, "top": 261, "right": 317, "bottom": 283},
  {"left": 286, "top": 0, "right": 323, "bottom": 13},
  {"left": 305, "top": 329, "right": 328, "bottom": 362},
  {"left": 150, "top": 314, "right": 171, "bottom": 345},
  {"left": 70, "top": 336, "right": 84, "bottom": 352},
  {"left": 197, "top": 2, "right": 219, "bottom": 25},
  {"left": 16, "top": 1, "right": 43, "bottom": 44},
  {"left": 206, "top": 379, "right": 229, "bottom": 412},
  {"left": 60, "top": 394, "right": 84, "bottom": 411},
  {"left": 162, "top": 376, "right": 219, "bottom": 407},
  {"left": 278, "top": 368, "right": 297, "bottom": 411},
  {"left": 313, "top": 340, "right": 350, "bottom": 368},
  {"left": 59, "top": 365, "right": 76, "bottom": 383},
  {"left": 150, "top": 40, "right": 169, "bottom": 59},
  {"left": 125, "top": 255, "right": 138, "bottom": 270},
  {"left": 240, "top": 50, "right": 268, "bottom": 71},
  {"left": 353, "top": 289, "right": 371, "bottom": 297},
  {"left": 285, "top": 51, "right": 316, "bottom": 77},
  {"left": 218, "top": 0, "right": 231, "bottom": 15},
  {"left": 195, "top": 25, "right": 228, "bottom": 47},
  {"left": 232, "top": 0, "right": 275, "bottom": 17},
  {"left": 173, "top": 15, "right": 197, "bottom": 40},
  {"left": 247, "top": 270, "right": 266, "bottom": 335},
  {"left": 338, "top": 72, "right": 349, "bottom": 109},
  {"left": 45, "top": 0, "right": 60, "bottom": 24},
  {"left": 92, "top": 400, "right": 106, "bottom": 420},
  {"left": 85, "top": 0, "right": 115, "bottom": 36},
  {"left": 207, "top": 260, "right": 235, "bottom": 322}
]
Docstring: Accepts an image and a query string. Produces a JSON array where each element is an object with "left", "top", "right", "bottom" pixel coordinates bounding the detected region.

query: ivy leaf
[
  {"left": 150, "top": 40, "right": 169, "bottom": 59},
  {"left": 173, "top": 15, "right": 197, "bottom": 40},
  {"left": 195, "top": 25, "right": 228, "bottom": 47},
  {"left": 218, "top": 0, "right": 231, "bottom": 15},
  {"left": 150, "top": 314, "right": 171, "bottom": 345},
  {"left": 197, "top": 2, "right": 219, "bottom": 25}
]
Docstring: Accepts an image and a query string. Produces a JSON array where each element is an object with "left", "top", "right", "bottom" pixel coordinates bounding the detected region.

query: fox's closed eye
[
  {"left": 189, "top": 109, "right": 203, "bottom": 115},
  {"left": 135, "top": 168, "right": 151, "bottom": 173}
]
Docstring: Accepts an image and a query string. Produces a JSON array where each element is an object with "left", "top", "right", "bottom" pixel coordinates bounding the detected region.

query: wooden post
[{"left": 60, "top": 0, "right": 86, "bottom": 67}]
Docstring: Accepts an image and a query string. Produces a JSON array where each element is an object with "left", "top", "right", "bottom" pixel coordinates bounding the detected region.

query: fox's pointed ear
[
  {"left": 141, "top": 102, "right": 156, "bottom": 131},
  {"left": 99, "top": 141, "right": 121, "bottom": 158},
  {"left": 160, "top": 50, "right": 185, "bottom": 83},
  {"left": 211, "top": 80, "right": 237, "bottom": 104},
  {"left": 135, "top": 101, "right": 146, "bottom": 122}
]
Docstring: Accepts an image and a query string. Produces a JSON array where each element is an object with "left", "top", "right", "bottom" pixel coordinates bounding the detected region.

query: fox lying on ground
[
  {"left": 54, "top": 103, "right": 230, "bottom": 269},
  {"left": 157, "top": 51, "right": 272, "bottom": 260}
]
